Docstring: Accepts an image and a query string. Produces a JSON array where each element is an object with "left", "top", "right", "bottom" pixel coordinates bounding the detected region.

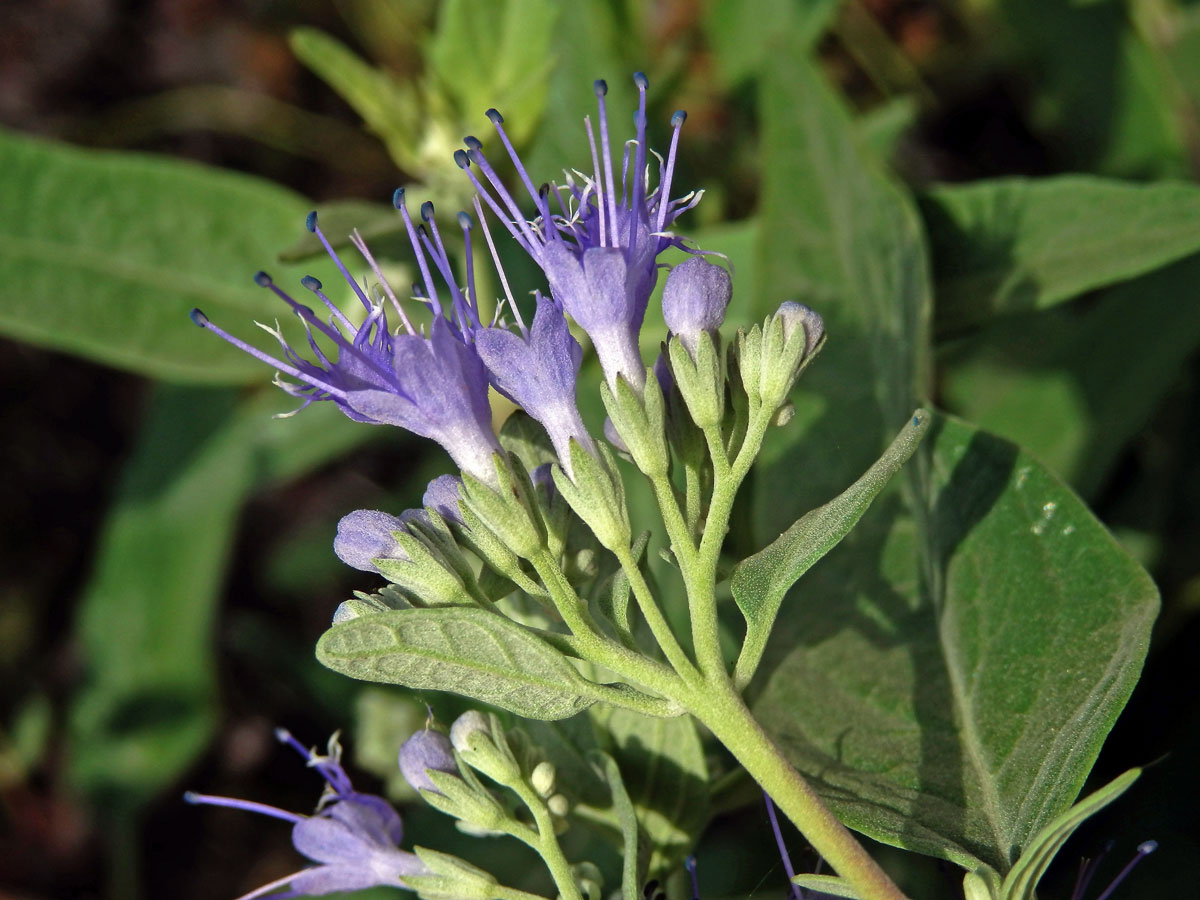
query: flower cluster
[{"left": 191, "top": 73, "right": 725, "bottom": 495}]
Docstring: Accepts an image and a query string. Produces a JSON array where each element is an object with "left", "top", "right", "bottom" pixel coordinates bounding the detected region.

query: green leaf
[
  {"left": 732, "top": 409, "right": 930, "bottom": 686},
  {"left": 316, "top": 607, "right": 601, "bottom": 719},
  {"left": 591, "top": 707, "right": 709, "bottom": 875},
  {"left": 751, "top": 48, "right": 1157, "bottom": 874},
  {"left": 1000, "top": 768, "right": 1141, "bottom": 900},
  {"left": 752, "top": 414, "right": 1159, "bottom": 871},
  {"left": 920, "top": 176, "right": 1200, "bottom": 335},
  {"left": 997, "top": 0, "right": 1187, "bottom": 178},
  {"left": 67, "top": 386, "right": 251, "bottom": 809},
  {"left": 0, "top": 128, "right": 328, "bottom": 383}
]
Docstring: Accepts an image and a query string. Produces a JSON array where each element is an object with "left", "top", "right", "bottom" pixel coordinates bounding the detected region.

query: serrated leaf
[
  {"left": 752, "top": 415, "right": 1158, "bottom": 871},
  {"left": 1000, "top": 768, "right": 1140, "bottom": 900},
  {"left": 921, "top": 176, "right": 1200, "bottom": 336},
  {"left": 732, "top": 409, "right": 930, "bottom": 685},
  {"left": 316, "top": 607, "right": 600, "bottom": 719},
  {"left": 0, "top": 128, "right": 328, "bottom": 383},
  {"left": 591, "top": 707, "right": 709, "bottom": 874}
]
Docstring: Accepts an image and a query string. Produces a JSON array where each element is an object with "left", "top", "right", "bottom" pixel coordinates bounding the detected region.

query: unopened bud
[
  {"left": 531, "top": 761, "right": 556, "bottom": 797},
  {"left": 398, "top": 729, "right": 457, "bottom": 794}
]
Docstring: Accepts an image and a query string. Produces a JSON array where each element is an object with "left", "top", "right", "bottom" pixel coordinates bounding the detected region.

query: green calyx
[
  {"left": 460, "top": 452, "right": 547, "bottom": 561},
  {"left": 600, "top": 368, "right": 670, "bottom": 478},
  {"left": 668, "top": 331, "right": 725, "bottom": 429},
  {"left": 551, "top": 440, "right": 632, "bottom": 553}
]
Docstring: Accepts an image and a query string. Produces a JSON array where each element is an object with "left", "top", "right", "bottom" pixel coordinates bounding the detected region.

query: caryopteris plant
[{"left": 187, "top": 72, "right": 1156, "bottom": 900}]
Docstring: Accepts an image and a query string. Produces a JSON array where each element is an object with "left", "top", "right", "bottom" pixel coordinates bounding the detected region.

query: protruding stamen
[
  {"left": 300, "top": 274, "right": 356, "bottom": 333},
  {"left": 472, "top": 195, "right": 523, "bottom": 336},
  {"left": 685, "top": 856, "right": 700, "bottom": 900},
  {"left": 657, "top": 109, "right": 687, "bottom": 233},
  {"left": 421, "top": 200, "right": 436, "bottom": 222},
  {"left": 454, "top": 149, "right": 471, "bottom": 170},
  {"left": 189, "top": 308, "right": 209, "bottom": 327},
  {"left": 306, "top": 213, "right": 373, "bottom": 312},
  {"left": 464, "top": 135, "right": 483, "bottom": 151},
  {"left": 254, "top": 270, "right": 273, "bottom": 287},
  {"left": 629, "top": 72, "right": 650, "bottom": 249},
  {"left": 594, "top": 79, "right": 607, "bottom": 97},
  {"left": 349, "top": 229, "right": 416, "bottom": 334},
  {"left": 183, "top": 791, "right": 304, "bottom": 824},
  {"left": 1093, "top": 841, "right": 1157, "bottom": 900},
  {"left": 595, "top": 77, "right": 619, "bottom": 247},
  {"left": 394, "top": 189, "right": 443, "bottom": 312},
  {"left": 764, "top": 791, "right": 804, "bottom": 900},
  {"left": 487, "top": 104, "right": 550, "bottom": 225}
]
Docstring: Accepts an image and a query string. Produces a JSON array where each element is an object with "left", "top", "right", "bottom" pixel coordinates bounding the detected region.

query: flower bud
[
  {"left": 530, "top": 761, "right": 556, "bottom": 798},
  {"left": 775, "top": 301, "right": 824, "bottom": 356},
  {"left": 333, "top": 509, "right": 412, "bottom": 573},
  {"left": 398, "top": 728, "right": 457, "bottom": 794},
  {"left": 662, "top": 257, "right": 732, "bottom": 356},
  {"left": 450, "top": 711, "right": 491, "bottom": 753}
]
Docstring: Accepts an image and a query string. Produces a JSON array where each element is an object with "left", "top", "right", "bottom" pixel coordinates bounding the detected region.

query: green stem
[
  {"left": 686, "top": 680, "right": 909, "bottom": 900},
  {"left": 530, "top": 549, "right": 683, "bottom": 696},
  {"left": 613, "top": 544, "right": 700, "bottom": 681},
  {"left": 509, "top": 780, "right": 585, "bottom": 900}
]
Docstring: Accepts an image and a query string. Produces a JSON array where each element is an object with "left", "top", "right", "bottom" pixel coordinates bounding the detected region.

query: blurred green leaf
[
  {"left": 0, "top": 128, "right": 326, "bottom": 383},
  {"left": 591, "top": 707, "right": 709, "bottom": 874},
  {"left": 66, "top": 382, "right": 377, "bottom": 810},
  {"left": 998, "top": 0, "right": 1187, "bottom": 177},
  {"left": 753, "top": 415, "right": 1159, "bottom": 870},
  {"left": 316, "top": 607, "right": 600, "bottom": 719},
  {"left": 940, "top": 253, "right": 1200, "bottom": 498},
  {"left": 597, "top": 753, "right": 644, "bottom": 900},
  {"left": 289, "top": 28, "right": 429, "bottom": 174},
  {"left": 67, "top": 386, "right": 250, "bottom": 809},
  {"left": 426, "top": 0, "right": 558, "bottom": 145},
  {"left": 703, "top": 0, "right": 841, "bottom": 88},
  {"left": 920, "top": 176, "right": 1200, "bottom": 336}
]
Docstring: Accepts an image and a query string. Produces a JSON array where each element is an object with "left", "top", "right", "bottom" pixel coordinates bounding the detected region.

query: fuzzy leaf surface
[
  {"left": 0, "top": 128, "right": 327, "bottom": 383},
  {"left": 316, "top": 607, "right": 599, "bottom": 719},
  {"left": 751, "top": 49, "right": 1157, "bottom": 873}
]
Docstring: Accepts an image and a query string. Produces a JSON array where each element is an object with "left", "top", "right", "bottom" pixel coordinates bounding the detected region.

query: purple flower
[
  {"left": 398, "top": 728, "right": 457, "bottom": 794},
  {"left": 474, "top": 292, "right": 595, "bottom": 475},
  {"left": 456, "top": 72, "right": 701, "bottom": 391},
  {"left": 191, "top": 199, "right": 502, "bottom": 486},
  {"left": 185, "top": 729, "right": 427, "bottom": 899},
  {"left": 662, "top": 257, "right": 732, "bottom": 355}
]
